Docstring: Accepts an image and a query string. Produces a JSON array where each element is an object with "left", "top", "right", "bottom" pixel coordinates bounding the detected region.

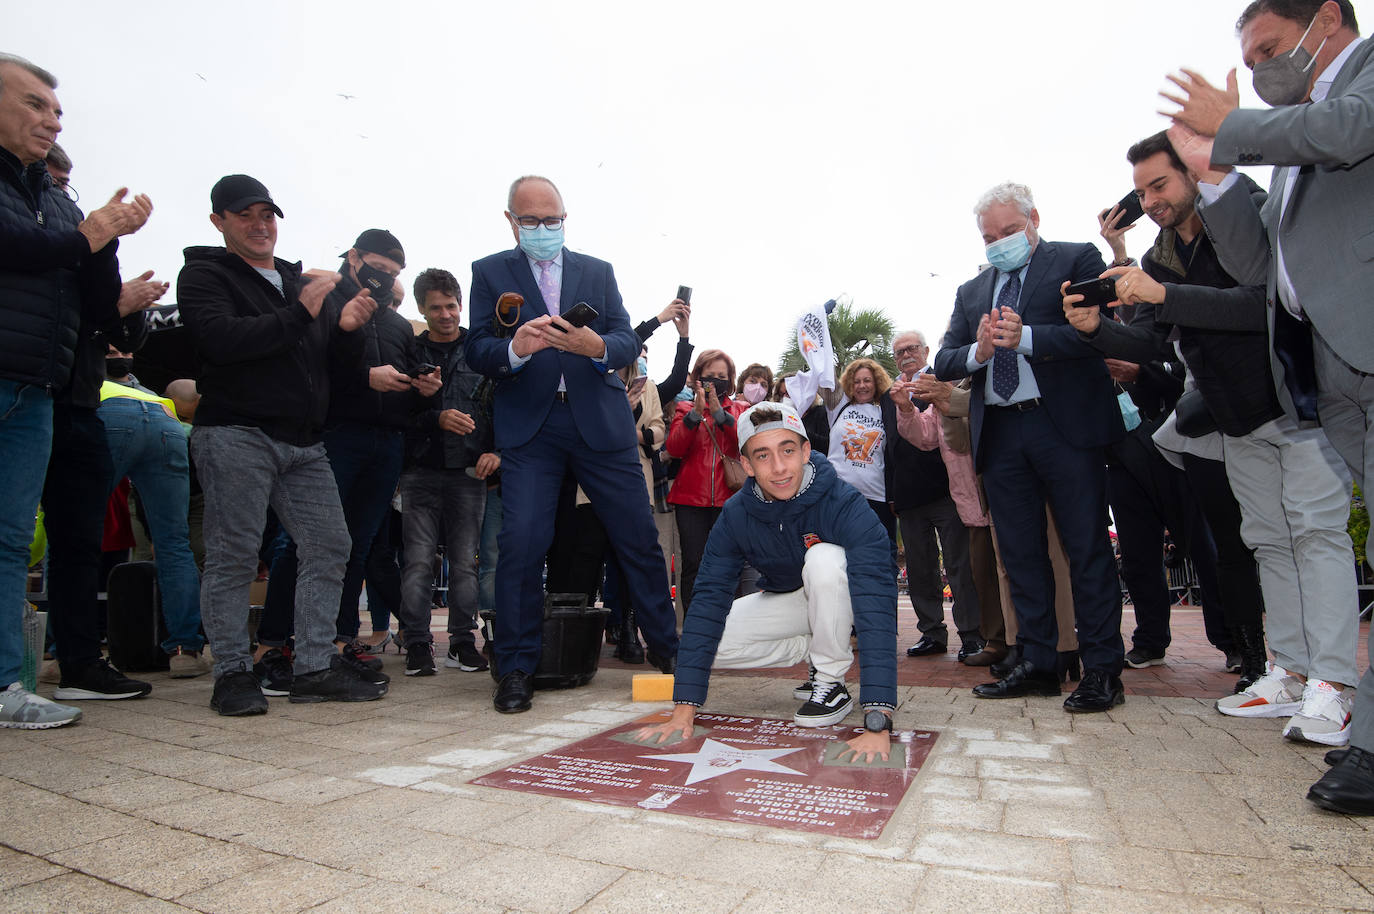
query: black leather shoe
[
  {"left": 1063, "top": 669, "right": 1125, "bottom": 713},
  {"left": 493, "top": 670, "right": 533, "bottom": 714},
  {"left": 1308, "top": 746, "right": 1374, "bottom": 815},
  {"left": 972, "top": 661, "right": 1061, "bottom": 699},
  {"left": 646, "top": 650, "right": 676, "bottom": 675},
  {"left": 990, "top": 644, "right": 1022, "bottom": 679},
  {"left": 1326, "top": 748, "right": 1350, "bottom": 767},
  {"left": 957, "top": 638, "right": 985, "bottom": 663},
  {"left": 906, "top": 636, "right": 948, "bottom": 657}
]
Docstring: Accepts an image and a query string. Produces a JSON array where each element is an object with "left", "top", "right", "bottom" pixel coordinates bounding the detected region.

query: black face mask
[
  {"left": 705, "top": 376, "right": 731, "bottom": 399},
  {"left": 355, "top": 262, "right": 394, "bottom": 306},
  {"left": 106, "top": 358, "right": 132, "bottom": 379}
]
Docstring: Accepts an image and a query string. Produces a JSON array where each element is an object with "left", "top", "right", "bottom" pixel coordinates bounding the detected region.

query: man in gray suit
[{"left": 1164, "top": 0, "right": 1373, "bottom": 814}]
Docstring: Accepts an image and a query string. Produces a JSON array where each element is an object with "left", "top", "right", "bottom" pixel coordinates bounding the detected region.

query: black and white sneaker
[
  {"left": 289, "top": 655, "right": 387, "bottom": 703},
  {"left": 793, "top": 680, "right": 854, "bottom": 727},
  {"left": 406, "top": 642, "right": 436, "bottom": 677},
  {"left": 53, "top": 658, "right": 152, "bottom": 700},
  {"left": 793, "top": 665, "right": 817, "bottom": 700},
  {"left": 445, "top": 643, "right": 489, "bottom": 672},
  {"left": 254, "top": 648, "right": 293, "bottom": 697}
]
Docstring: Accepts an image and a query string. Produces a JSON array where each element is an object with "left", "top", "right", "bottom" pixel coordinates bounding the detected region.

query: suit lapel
[
  {"left": 504, "top": 247, "right": 547, "bottom": 318},
  {"left": 1020, "top": 241, "right": 1057, "bottom": 313},
  {"left": 559, "top": 249, "right": 583, "bottom": 316}
]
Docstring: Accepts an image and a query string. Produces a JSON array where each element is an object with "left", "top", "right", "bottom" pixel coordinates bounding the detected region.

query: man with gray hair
[
  {"left": 934, "top": 181, "right": 1127, "bottom": 713},
  {"left": 881, "top": 330, "right": 981, "bottom": 661},
  {"left": 0, "top": 52, "right": 153, "bottom": 728}
]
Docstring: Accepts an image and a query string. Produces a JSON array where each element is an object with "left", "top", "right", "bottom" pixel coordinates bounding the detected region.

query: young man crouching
[{"left": 636, "top": 402, "right": 899, "bottom": 760}]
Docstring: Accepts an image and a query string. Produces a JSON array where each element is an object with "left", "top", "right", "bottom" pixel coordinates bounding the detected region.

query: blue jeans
[
  {"left": 100, "top": 397, "right": 203, "bottom": 653},
  {"left": 260, "top": 422, "right": 404, "bottom": 644},
  {"left": 399, "top": 467, "right": 486, "bottom": 647},
  {"left": 0, "top": 381, "right": 53, "bottom": 684},
  {"left": 477, "top": 488, "right": 502, "bottom": 616}
]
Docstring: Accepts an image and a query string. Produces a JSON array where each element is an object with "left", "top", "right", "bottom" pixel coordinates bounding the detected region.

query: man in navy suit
[
  {"left": 465, "top": 175, "right": 678, "bottom": 713},
  {"left": 933, "top": 182, "right": 1127, "bottom": 713}
]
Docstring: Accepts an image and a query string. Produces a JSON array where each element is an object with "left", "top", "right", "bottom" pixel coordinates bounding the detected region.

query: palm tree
[{"left": 777, "top": 299, "right": 898, "bottom": 379}]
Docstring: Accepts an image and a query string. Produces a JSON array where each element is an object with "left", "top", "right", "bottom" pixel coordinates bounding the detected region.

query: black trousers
[
  {"left": 674, "top": 504, "right": 722, "bottom": 616},
  {"left": 43, "top": 404, "right": 115, "bottom": 677},
  {"left": 1181, "top": 453, "right": 1265, "bottom": 631}
]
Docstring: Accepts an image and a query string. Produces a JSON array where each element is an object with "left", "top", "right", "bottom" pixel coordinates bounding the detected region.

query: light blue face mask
[
  {"left": 985, "top": 229, "right": 1033, "bottom": 273},
  {"left": 636, "top": 356, "right": 648, "bottom": 377},
  {"left": 518, "top": 224, "right": 564, "bottom": 261}
]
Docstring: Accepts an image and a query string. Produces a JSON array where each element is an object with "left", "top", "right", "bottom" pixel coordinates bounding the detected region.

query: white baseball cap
[{"left": 736, "top": 401, "right": 809, "bottom": 453}]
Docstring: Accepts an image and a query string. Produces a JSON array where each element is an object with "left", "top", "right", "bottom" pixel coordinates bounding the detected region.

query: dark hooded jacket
[
  {"left": 176, "top": 245, "right": 363, "bottom": 446},
  {"left": 673, "top": 452, "right": 898, "bottom": 710},
  {"left": 406, "top": 328, "right": 494, "bottom": 471}
]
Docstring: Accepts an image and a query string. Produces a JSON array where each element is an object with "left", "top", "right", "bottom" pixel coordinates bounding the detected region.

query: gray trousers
[
  {"left": 898, "top": 495, "right": 979, "bottom": 645},
  {"left": 1314, "top": 329, "right": 1374, "bottom": 749},
  {"left": 399, "top": 467, "right": 486, "bottom": 648},
  {"left": 1223, "top": 415, "right": 1358, "bottom": 687},
  {"left": 191, "top": 426, "right": 350, "bottom": 679}
]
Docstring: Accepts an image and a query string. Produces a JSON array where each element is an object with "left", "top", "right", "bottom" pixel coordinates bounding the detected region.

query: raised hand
[{"left": 116, "top": 269, "right": 169, "bottom": 316}]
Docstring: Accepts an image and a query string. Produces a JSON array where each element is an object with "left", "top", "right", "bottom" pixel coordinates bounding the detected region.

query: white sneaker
[
  {"left": 0, "top": 682, "right": 82, "bottom": 730},
  {"left": 1215, "top": 663, "right": 1303, "bottom": 718},
  {"left": 1282, "top": 679, "right": 1352, "bottom": 746}
]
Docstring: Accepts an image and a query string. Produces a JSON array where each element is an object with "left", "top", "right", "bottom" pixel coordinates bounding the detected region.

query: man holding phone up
[{"left": 465, "top": 176, "right": 679, "bottom": 714}]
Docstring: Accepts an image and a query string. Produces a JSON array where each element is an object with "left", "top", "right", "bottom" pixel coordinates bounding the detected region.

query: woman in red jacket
[{"left": 666, "top": 349, "right": 748, "bottom": 616}]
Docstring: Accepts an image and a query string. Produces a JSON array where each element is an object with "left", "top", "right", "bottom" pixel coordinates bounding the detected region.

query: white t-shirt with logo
[{"left": 827, "top": 401, "right": 886, "bottom": 502}]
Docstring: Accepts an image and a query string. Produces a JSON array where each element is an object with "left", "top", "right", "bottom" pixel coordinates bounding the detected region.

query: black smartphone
[
  {"left": 1104, "top": 190, "right": 1145, "bottom": 228},
  {"left": 1065, "top": 277, "right": 1119, "bottom": 308},
  {"left": 560, "top": 301, "right": 598, "bottom": 328},
  {"left": 411, "top": 363, "right": 437, "bottom": 377},
  {"left": 676, "top": 285, "right": 692, "bottom": 305}
]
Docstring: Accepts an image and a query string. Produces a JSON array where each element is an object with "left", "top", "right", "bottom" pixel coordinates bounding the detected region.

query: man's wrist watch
[{"left": 863, "top": 710, "right": 893, "bottom": 733}]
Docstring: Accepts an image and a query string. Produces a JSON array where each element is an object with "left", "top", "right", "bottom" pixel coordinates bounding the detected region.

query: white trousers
[{"left": 714, "top": 543, "right": 853, "bottom": 684}]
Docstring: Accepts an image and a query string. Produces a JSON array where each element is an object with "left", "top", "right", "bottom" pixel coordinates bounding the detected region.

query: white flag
[{"left": 787, "top": 299, "right": 835, "bottom": 412}]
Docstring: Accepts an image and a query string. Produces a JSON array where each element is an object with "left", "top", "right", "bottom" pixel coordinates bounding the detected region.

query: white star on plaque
[{"left": 643, "top": 738, "right": 806, "bottom": 785}]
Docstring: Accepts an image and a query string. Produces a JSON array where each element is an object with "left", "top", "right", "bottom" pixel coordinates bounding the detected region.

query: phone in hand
[
  {"left": 1104, "top": 190, "right": 1145, "bottom": 229},
  {"left": 551, "top": 301, "right": 598, "bottom": 332},
  {"left": 676, "top": 285, "right": 692, "bottom": 305},
  {"left": 627, "top": 375, "right": 648, "bottom": 398},
  {"left": 1065, "top": 277, "right": 1119, "bottom": 308},
  {"left": 412, "top": 363, "right": 437, "bottom": 378}
]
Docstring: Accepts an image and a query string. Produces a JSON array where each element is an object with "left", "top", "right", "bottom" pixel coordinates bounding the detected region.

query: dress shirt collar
[{"left": 1312, "top": 36, "right": 1363, "bottom": 102}]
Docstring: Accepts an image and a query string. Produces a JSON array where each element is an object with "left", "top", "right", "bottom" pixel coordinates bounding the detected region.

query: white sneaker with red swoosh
[{"left": 1215, "top": 663, "right": 1303, "bottom": 718}]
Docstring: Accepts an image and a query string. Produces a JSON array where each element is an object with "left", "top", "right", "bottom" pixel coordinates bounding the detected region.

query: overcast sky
[{"left": 11, "top": 0, "right": 1284, "bottom": 375}]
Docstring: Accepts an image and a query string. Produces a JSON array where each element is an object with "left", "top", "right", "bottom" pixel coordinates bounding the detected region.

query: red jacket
[{"left": 666, "top": 398, "right": 748, "bottom": 508}]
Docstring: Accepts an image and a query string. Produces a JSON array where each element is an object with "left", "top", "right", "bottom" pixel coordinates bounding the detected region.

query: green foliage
[
  {"left": 1351, "top": 484, "right": 1369, "bottom": 567},
  {"left": 777, "top": 301, "right": 898, "bottom": 379}
]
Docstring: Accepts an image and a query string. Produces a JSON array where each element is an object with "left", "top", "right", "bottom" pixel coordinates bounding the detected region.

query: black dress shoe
[
  {"left": 1308, "top": 746, "right": 1374, "bottom": 815},
  {"left": 646, "top": 650, "right": 676, "bottom": 675},
  {"left": 990, "top": 644, "right": 1023, "bottom": 679},
  {"left": 972, "top": 660, "right": 1061, "bottom": 699},
  {"left": 906, "top": 636, "right": 948, "bottom": 657},
  {"left": 1063, "top": 669, "right": 1125, "bottom": 713},
  {"left": 1326, "top": 748, "right": 1350, "bottom": 767},
  {"left": 957, "top": 638, "right": 985, "bottom": 663},
  {"left": 493, "top": 670, "right": 533, "bottom": 714}
]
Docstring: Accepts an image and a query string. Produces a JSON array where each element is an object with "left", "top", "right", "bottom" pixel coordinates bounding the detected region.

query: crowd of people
[{"left": 3, "top": 0, "right": 1373, "bottom": 815}]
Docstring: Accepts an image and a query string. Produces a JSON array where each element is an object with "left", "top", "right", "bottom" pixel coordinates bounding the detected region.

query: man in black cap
[
  {"left": 252, "top": 229, "right": 441, "bottom": 692},
  {"left": 178, "top": 175, "right": 387, "bottom": 716}
]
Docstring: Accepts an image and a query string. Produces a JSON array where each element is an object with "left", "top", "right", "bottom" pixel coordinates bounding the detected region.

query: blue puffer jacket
[
  {"left": 673, "top": 452, "right": 898, "bottom": 709},
  {"left": 0, "top": 147, "right": 120, "bottom": 389}
]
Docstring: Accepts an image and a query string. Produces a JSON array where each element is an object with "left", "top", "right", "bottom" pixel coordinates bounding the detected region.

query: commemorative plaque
[{"left": 471, "top": 711, "right": 938, "bottom": 839}]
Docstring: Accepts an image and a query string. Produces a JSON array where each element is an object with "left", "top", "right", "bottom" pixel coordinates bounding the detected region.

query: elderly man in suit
[
  {"left": 1162, "top": 0, "right": 1374, "bottom": 815},
  {"left": 465, "top": 176, "right": 678, "bottom": 714},
  {"left": 934, "top": 182, "right": 1126, "bottom": 713}
]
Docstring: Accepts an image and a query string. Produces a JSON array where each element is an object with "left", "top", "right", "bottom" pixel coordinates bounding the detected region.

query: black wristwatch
[{"left": 863, "top": 710, "right": 893, "bottom": 733}]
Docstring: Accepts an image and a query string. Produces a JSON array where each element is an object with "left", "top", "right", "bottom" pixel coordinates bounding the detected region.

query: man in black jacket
[
  {"left": 253, "top": 230, "right": 439, "bottom": 689},
  {"left": 0, "top": 54, "right": 155, "bottom": 727},
  {"left": 178, "top": 175, "right": 385, "bottom": 716},
  {"left": 397, "top": 268, "right": 500, "bottom": 677}
]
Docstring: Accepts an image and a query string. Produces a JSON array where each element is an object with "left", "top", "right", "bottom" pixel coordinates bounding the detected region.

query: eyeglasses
[
  {"left": 512, "top": 215, "right": 565, "bottom": 230},
  {"left": 894, "top": 345, "right": 926, "bottom": 357}
]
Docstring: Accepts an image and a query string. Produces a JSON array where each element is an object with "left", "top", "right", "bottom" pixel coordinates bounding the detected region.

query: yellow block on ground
[{"left": 632, "top": 673, "right": 674, "bottom": 701}]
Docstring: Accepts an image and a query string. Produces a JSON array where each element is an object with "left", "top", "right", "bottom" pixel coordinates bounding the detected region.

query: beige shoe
[{"left": 168, "top": 648, "right": 210, "bottom": 679}]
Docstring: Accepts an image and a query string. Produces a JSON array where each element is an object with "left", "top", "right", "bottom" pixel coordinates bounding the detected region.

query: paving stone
[
  {"left": 1172, "top": 851, "right": 1374, "bottom": 908},
  {"left": 46, "top": 825, "right": 213, "bottom": 881},
  {"left": 581, "top": 871, "right": 749, "bottom": 913},
  {"left": 176, "top": 857, "right": 366, "bottom": 912},
  {"left": 1002, "top": 802, "right": 1122, "bottom": 843},
  {"left": 915, "top": 868, "right": 1066, "bottom": 913},
  {"left": 0, "top": 845, "right": 67, "bottom": 890},
  {"left": 309, "top": 881, "right": 505, "bottom": 914},
  {"left": 69, "top": 774, "right": 216, "bottom": 812},
  {"left": 909, "top": 829, "right": 1072, "bottom": 880},
  {"left": 239, "top": 772, "right": 373, "bottom": 806},
  {"left": 0, "top": 782, "right": 144, "bottom": 856},
  {"left": 108, "top": 842, "right": 278, "bottom": 899},
  {"left": 1067, "top": 883, "right": 1259, "bottom": 913},
  {"left": 423, "top": 846, "right": 623, "bottom": 913},
  {"left": 0, "top": 871, "right": 190, "bottom": 913},
  {"left": 1069, "top": 844, "right": 1183, "bottom": 892}
]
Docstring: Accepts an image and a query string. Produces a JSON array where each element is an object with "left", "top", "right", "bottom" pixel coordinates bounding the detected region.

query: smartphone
[
  {"left": 556, "top": 301, "right": 598, "bottom": 329},
  {"left": 1104, "top": 190, "right": 1145, "bottom": 228},
  {"left": 628, "top": 376, "right": 648, "bottom": 398},
  {"left": 676, "top": 285, "right": 692, "bottom": 305},
  {"left": 1065, "top": 277, "right": 1119, "bottom": 308},
  {"left": 412, "top": 363, "right": 437, "bottom": 378}
]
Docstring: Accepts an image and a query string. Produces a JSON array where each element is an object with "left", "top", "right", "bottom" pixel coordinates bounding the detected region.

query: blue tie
[{"left": 991, "top": 271, "right": 1021, "bottom": 401}]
